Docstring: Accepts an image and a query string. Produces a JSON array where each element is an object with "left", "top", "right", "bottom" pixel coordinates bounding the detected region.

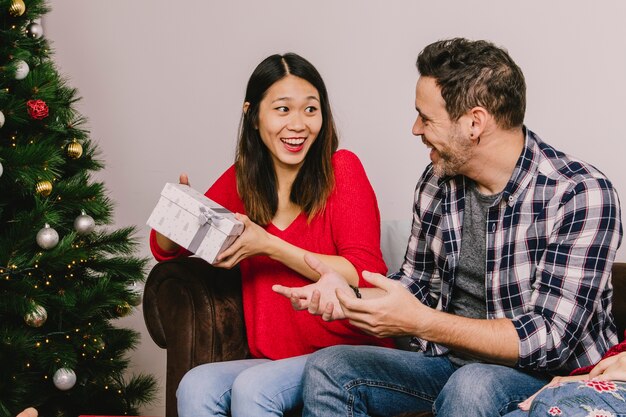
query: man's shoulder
[{"left": 530, "top": 131, "right": 613, "bottom": 190}]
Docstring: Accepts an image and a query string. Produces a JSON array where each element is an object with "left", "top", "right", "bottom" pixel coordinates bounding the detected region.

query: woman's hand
[
  {"left": 273, "top": 254, "right": 352, "bottom": 321},
  {"left": 154, "top": 173, "right": 191, "bottom": 251},
  {"left": 589, "top": 351, "right": 626, "bottom": 381},
  {"left": 517, "top": 374, "right": 588, "bottom": 411},
  {"left": 213, "top": 213, "right": 273, "bottom": 268}
]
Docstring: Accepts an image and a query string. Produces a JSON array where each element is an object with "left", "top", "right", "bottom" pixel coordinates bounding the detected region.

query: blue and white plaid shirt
[{"left": 390, "top": 127, "right": 622, "bottom": 372}]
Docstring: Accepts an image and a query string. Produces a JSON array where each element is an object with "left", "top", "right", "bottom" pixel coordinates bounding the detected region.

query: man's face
[{"left": 412, "top": 76, "right": 473, "bottom": 178}]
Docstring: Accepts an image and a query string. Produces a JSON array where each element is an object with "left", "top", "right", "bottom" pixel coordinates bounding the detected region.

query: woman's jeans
[
  {"left": 504, "top": 380, "right": 626, "bottom": 417},
  {"left": 302, "top": 345, "right": 550, "bottom": 417},
  {"left": 177, "top": 354, "right": 308, "bottom": 417}
]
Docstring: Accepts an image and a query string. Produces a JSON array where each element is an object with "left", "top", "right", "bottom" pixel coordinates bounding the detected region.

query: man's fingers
[
  {"left": 304, "top": 253, "right": 334, "bottom": 276},
  {"left": 179, "top": 173, "right": 190, "bottom": 186},
  {"left": 362, "top": 270, "right": 395, "bottom": 290}
]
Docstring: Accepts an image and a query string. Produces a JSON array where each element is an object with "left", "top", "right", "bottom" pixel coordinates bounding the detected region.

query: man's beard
[{"left": 432, "top": 126, "right": 474, "bottom": 178}]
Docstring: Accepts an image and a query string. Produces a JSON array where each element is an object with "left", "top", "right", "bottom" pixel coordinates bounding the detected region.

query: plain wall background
[{"left": 43, "top": 1, "right": 626, "bottom": 415}]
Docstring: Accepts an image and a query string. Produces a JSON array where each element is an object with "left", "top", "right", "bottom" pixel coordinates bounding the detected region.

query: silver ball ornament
[
  {"left": 74, "top": 210, "right": 95, "bottom": 235},
  {"left": 0, "top": 110, "right": 5, "bottom": 128},
  {"left": 14, "top": 60, "right": 29, "bottom": 80},
  {"left": 53, "top": 368, "right": 77, "bottom": 391},
  {"left": 36, "top": 223, "right": 59, "bottom": 249},
  {"left": 0, "top": 161, "right": 3, "bottom": 178},
  {"left": 24, "top": 303, "right": 47, "bottom": 327},
  {"left": 26, "top": 22, "right": 44, "bottom": 39},
  {"left": 127, "top": 281, "right": 144, "bottom": 306}
]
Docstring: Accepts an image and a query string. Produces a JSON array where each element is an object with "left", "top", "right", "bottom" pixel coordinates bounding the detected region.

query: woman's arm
[
  {"left": 214, "top": 214, "right": 360, "bottom": 284},
  {"left": 214, "top": 150, "right": 386, "bottom": 287}
]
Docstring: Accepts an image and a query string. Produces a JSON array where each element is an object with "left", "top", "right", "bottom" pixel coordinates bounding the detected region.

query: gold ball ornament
[
  {"left": 24, "top": 303, "right": 48, "bottom": 327},
  {"left": 9, "top": 0, "right": 26, "bottom": 17},
  {"left": 35, "top": 180, "right": 52, "bottom": 196},
  {"left": 115, "top": 302, "right": 132, "bottom": 317},
  {"left": 66, "top": 140, "right": 83, "bottom": 159}
]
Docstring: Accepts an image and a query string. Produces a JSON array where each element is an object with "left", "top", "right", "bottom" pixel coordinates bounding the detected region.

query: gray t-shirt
[{"left": 447, "top": 181, "right": 500, "bottom": 366}]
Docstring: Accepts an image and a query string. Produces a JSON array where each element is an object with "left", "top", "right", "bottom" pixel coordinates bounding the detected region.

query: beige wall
[{"left": 44, "top": 1, "right": 626, "bottom": 415}]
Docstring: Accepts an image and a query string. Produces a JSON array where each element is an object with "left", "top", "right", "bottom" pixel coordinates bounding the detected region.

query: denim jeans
[
  {"left": 177, "top": 354, "right": 308, "bottom": 417},
  {"left": 302, "top": 345, "right": 550, "bottom": 417},
  {"left": 504, "top": 380, "right": 626, "bottom": 417}
]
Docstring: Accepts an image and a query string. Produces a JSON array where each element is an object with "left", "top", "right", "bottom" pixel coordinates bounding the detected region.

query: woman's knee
[{"left": 177, "top": 364, "right": 232, "bottom": 417}]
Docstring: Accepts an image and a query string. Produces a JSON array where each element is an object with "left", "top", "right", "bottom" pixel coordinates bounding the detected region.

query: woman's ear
[{"left": 243, "top": 102, "right": 250, "bottom": 114}]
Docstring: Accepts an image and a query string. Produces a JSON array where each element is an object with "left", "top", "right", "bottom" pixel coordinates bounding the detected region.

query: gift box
[{"left": 147, "top": 183, "right": 244, "bottom": 264}]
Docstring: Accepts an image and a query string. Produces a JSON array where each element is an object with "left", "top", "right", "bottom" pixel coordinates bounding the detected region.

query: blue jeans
[
  {"left": 302, "top": 345, "right": 550, "bottom": 417},
  {"left": 504, "top": 380, "right": 626, "bottom": 417},
  {"left": 177, "top": 354, "right": 308, "bottom": 417}
]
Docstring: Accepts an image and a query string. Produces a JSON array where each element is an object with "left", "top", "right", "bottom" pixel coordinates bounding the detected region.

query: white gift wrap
[{"left": 147, "top": 183, "right": 244, "bottom": 264}]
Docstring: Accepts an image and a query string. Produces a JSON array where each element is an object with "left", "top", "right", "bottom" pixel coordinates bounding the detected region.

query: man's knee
[{"left": 435, "top": 364, "right": 510, "bottom": 415}]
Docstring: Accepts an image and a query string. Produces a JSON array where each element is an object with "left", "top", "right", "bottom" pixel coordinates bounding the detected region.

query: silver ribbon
[{"left": 188, "top": 205, "right": 231, "bottom": 254}]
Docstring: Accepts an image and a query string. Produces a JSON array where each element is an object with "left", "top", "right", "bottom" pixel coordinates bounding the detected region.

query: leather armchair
[{"left": 143, "top": 259, "right": 626, "bottom": 417}]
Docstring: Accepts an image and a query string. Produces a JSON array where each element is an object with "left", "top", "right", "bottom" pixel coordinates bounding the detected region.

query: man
[{"left": 273, "top": 38, "right": 623, "bottom": 416}]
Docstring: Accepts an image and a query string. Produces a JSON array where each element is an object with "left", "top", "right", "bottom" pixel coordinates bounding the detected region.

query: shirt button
[{"left": 508, "top": 196, "right": 514, "bottom": 203}]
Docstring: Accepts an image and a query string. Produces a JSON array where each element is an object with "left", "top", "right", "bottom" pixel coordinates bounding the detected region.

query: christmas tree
[{"left": 0, "top": 1, "right": 157, "bottom": 416}]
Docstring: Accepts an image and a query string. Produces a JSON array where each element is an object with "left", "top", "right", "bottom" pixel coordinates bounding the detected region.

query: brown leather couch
[{"left": 143, "top": 260, "right": 626, "bottom": 417}]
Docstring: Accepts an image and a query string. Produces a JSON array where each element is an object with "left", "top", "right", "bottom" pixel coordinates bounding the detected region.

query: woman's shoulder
[{"left": 332, "top": 149, "right": 365, "bottom": 171}]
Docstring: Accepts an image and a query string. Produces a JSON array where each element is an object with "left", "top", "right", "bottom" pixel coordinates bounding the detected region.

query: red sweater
[{"left": 150, "top": 150, "right": 394, "bottom": 359}]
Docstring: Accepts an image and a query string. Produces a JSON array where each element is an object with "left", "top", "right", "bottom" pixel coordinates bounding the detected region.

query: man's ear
[
  {"left": 468, "top": 106, "right": 489, "bottom": 139},
  {"left": 243, "top": 102, "right": 250, "bottom": 114}
]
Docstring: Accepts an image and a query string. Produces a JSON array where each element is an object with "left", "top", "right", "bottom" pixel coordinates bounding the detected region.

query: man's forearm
[{"left": 417, "top": 309, "right": 520, "bottom": 366}]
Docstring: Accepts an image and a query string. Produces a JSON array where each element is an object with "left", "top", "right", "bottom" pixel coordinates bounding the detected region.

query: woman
[
  {"left": 150, "top": 53, "right": 394, "bottom": 416},
  {"left": 505, "top": 332, "right": 626, "bottom": 417}
]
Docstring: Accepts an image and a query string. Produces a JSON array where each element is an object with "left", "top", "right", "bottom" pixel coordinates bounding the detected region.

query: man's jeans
[{"left": 302, "top": 345, "right": 550, "bottom": 417}]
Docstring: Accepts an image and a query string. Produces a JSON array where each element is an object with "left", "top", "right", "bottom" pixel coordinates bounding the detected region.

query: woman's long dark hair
[{"left": 236, "top": 53, "right": 339, "bottom": 225}]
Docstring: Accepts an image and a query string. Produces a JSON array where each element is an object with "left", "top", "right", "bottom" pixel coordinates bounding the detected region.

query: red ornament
[{"left": 26, "top": 99, "right": 49, "bottom": 120}]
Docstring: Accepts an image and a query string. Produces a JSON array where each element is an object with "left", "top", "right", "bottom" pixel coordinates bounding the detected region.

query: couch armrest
[{"left": 143, "top": 257, "right": 248, "bottom": 417}]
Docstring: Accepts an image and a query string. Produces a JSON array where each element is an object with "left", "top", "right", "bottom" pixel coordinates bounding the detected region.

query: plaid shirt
[{"left": 390, "top": 128, "right": 622, "bottom": 372}]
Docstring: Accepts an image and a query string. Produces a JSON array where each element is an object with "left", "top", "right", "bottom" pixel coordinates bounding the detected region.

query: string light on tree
[
  {"left": 53, "top": 368, "right": 76, "bottom": 391},
  {"left": 13, "top": 59, "right": 29, "bottom": 80},
  {"left": 74, "top": 210, "right": 95, "bottom": 235},
  {"left": 36, "top": 223, "right": 59, "bottom": 249},
  {"left": 24, "top": 302, "right": 47, "bottom": 327}
]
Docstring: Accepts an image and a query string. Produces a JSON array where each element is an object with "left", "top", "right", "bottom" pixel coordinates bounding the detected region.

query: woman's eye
[
  {"left": 276, "top": 106, "right": 288, "bottom": 112},
  {"left": 305, "top": 106, "right": 318, "bottom": 113}
]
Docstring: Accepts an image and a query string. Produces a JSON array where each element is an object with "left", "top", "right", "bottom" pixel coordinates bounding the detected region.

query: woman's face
[{"left": 256, "top": 75, "right": 322, "bottom": 172}]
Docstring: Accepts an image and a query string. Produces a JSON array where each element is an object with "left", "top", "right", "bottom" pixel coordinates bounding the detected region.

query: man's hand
[
  {"left": 336, "top": 271, "right": 425, "bottom": 338},
  {"left": 273, "top": 254, "right": 352, "bottom": 321}
]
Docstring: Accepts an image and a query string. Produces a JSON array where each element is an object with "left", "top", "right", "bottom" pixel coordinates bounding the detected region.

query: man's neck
[{"left": 464, "top": 127, "right": 525, "bottom": 196}]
